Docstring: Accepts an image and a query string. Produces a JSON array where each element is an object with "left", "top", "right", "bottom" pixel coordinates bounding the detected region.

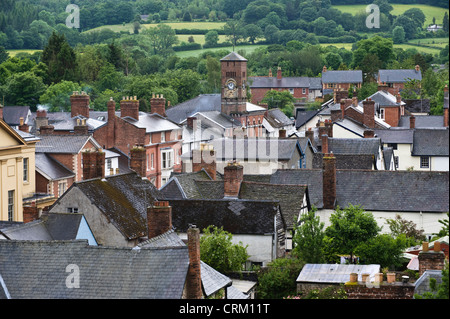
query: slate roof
[
  {"left": 59, "top": 173, "right": 162, "bottom": 240},
  {"left": 373, "top": 128, "right": 414, "bottom": 144},
  {"left": 181, "top": 137, "right": 303, "bottom": 162},
  {"left": 322, "top": 70, "right": 363, "bottom": 84},
  {"left": 0, "top": 240, "right": 189, "bottom": 299},
  {"left": 248, "top": 76, "right": 320, "bottom": 89},
  {"left": 169, "top": 199, "right": 282, "bottom": 234},
  {"left": 414, "top": 270, "right": 443, "bottom": 297},
  {"left": 35, "top": 135, "right": 100, "bottom": 154},
  {"left": 412, "top": 128, "right": 449, "bottom": 156},
  {"left": 165, "top": 94, "right": 221, "bottom": 124},
  {"left": 398, "top": 115, "right": 445, "bottom": 128},
  {"left": 265, "top": 108, "right": 294, "bottom": 128},
  {"left": 270, "top": 169, "right": 449, "bottom": 212},
  {"left": 378, "top": 69, "right": 422, "bottom": 83},
  {"left": 1, "top": 106, "right": 31, "bottom": 126},
  {"left": 295, "top": 109, "right": 320, "bottom": 129},
  {"left": 35, "top": 153, "right": 75, "bottom": 181},
  {"left": 184, "top": 110, "right": 242, "bottom": 129},
  {"left": 51, "top": 115, "right": 106, "bottom": 132},
  {"left": 220, "top": 52, "right": 247, "bottom": 61},
  {"left": 0, "top": 213, "right": 84, "bottom": 241},
  {"left": 122, "top": 112, "right": 181, "bottom": 133},
  {"left": 404, "top": 99, "right": 431, "bottom": 114},
  {"left": 161, "top": 170, "right": 216, "bottom": 199},
  {"left": 328, "top": 138, "right": 381, "bottom": 157},
  {"left": 366, "top": 90, "right": 403, "bottom": 107},
  {"left": 312, "top": 153, "right": 374, "bottom": 170}
]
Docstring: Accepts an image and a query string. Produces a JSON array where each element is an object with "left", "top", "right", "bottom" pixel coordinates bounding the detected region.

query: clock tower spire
[{"left": 220, "top": 52, "right": 248, "bottom": 116}]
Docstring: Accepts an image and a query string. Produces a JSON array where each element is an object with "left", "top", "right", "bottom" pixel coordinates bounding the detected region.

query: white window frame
[
  {"left": 420, "top": 156, "right": 430, "bottom": 169},
  {"left": 23, "top": 157, "right": 28, "bottom": 182},
  {"left": 161, "top": 149, "right": 173, "bottom": 169},
  {"left": 8, "top": 190, "right": 14, "bottom": 221}
]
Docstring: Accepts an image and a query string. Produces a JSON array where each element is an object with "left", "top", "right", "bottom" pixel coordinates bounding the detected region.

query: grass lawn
[
  {"left": 333, "top": 4, "right": 449, "bottom": 27},
  {"left": 177, "top": 34, "right": 227, "bottom": 45}
]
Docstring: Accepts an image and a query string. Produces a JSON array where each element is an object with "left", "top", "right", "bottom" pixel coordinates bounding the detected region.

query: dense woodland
[{"left": 0, "top": 0, "right": 448, "bottom": 116}]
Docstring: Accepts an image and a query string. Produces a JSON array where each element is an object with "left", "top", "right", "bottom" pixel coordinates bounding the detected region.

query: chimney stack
[
  {"left": 415, "top": 65, "right": 420, "bottom": 72},
  {"left": 364, "top": 129, "right": 375, "bottom": 138},
  {"left": 223, "top": 161, "right": 243, "bottom": 198},
  {"left": 322, "top": 65, "right": 327, "bottom": 73},
  {"left": 106, "top": 98, "right": 116, "bottom": 149},
  {"left": 82, "top": 149, "right": 105, "bottom": 180},
  {"left": 192, "top": 143, "right": 216, "bottom": 180},
  {"left": 18, "top": 117, "right": 29, "bottom": 133},
  {"left": 321, "top": 134, "right": 329, "bottom": 154},
  {"left": 120, "top": 96, "right": 140, "bottom": 121},
  {"left": 363, "top": 98, "right": 375, "bottom": 129},
  {"left": 418, "top": 245, "right": 445, "bottom": 276},
  {"left": 70, "top": 91, "right": 90, "bottom": 118},
  {"left": 35, "top": 108, "right": 49, "bottom": 130},
  {"left": 147, "top": 201, "right": 172, "bottom": 239},
  {"left": 74, "top": 118, "right": 89, "bottom": 135},
  {"left": 151, "top": 94, "right": 166, "bottom": 117},
  {"left": 279, "top": 129, "right": 286, "bottom": 138},
  {"left": 186, "top": 225, "right": 202, "bottom": 299},
  {"left": 409, "top": 115, "right": 415, "bottom": 129},
  {"left": 277, "top": 66, "right": 282, "bottom": 80},
  {"left": 130, "top": 145, "right": 146, "bottom": 178},
  {"left": 322, "top": 153, "right": 336, "bottom": 210},
  {"left": 305, "top": 128, "right": 315, "bottom": 148},
  {"left": 39, "top": 125, "right": 55, "bottom": 135},
  {"left": 23, "top": 202, "right": 39, "bottom": 223}
]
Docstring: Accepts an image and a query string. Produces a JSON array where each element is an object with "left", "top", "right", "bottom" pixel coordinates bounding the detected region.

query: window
[
  {"left": 420, "top": 156, "right": 430, "bottom": 168},
  {"left": 380, "top": 108, "right": 385, "bottom": 120},
  {"left": 58, "top": 181, "right": 67, "bottom": 197},
  {"left": 161, "top": 177, "right": 168, "bottom": 186},
  {"left": 394, "top": 156, "right": 399, "bottom": 169},
  {"left": 151, "top": 153, "right": 154, "bottom": 169},
  {"left": 289, "top": 88, "right": 294, "bottom": 95},
  {"left": 23, "top": 158, "right": 28, "bottom": 182},
  {"left": 387, "top": 143, "right": 398, "bottom": 150},
  {"left": 161, "top": 132, "right": 165, "bottom": 143},
  {"left": 106, "top": 158, "right": 112, "bottom": 170},
  {"left": 302, "top": 88, "right": 306, "bottom": 94},
  {"left": 67, "top": 207, "right": 79, "bottom": 213},
  {"left": 8, "top": 190, "right": 14, "bottom": 221},
  {"left": 161, "top": 150, "right": 173, "bottom": 169}
]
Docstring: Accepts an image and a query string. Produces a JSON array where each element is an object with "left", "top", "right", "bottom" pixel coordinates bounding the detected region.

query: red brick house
[
  {"left": 377, "top": 65, "right": 422, "bottom": 96},
  {"left": 321, "top": 66, "right": 363, "bottom": 96},
  {"left": 93, "top": 95, "right": 183, "bottom": 188}
]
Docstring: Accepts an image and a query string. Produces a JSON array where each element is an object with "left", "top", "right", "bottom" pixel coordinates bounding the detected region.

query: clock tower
[{"left": 220, "top": 52, "right": 248, "bottom": 116}]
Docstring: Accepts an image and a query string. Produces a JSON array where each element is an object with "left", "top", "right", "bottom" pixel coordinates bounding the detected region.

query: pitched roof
[
  {"left": 327, "top": 137, "right": 381, "bottom": 157},
  {"left": 65, "top": 173, "right": 162, "bottom": 240},
  {"left": 35, "top": 135, "right": 100, "bottom": 154},
  {"left": 366, "top": 90, "right": 403, "bottom": 107},
  {"left": 220, "top": 52, "right": 247, "bottom": 61},
  {"left": 297, "top": 264, "right": 380, "bottom": 283},
  {"left": 378, "top": 69, "right": 422, "bottom": 83},
  {"left": 169, "top": 199, "right": 281, "bottom": 234},
  {"left": 248, "top": 76, "right": 317, "bottom": 89},
  {"left": 270, "top": 169, "right": 449, "bottom": 212},
  {"left": 398, "top": 115, "right": 445, "bottom": 128},
  {"left": 35, "top": 153, "right": 75, "bottom": 181},
  {"left": 322, "top": 70, "right": 363, "bottom": 84},
  {"left": 2, "top": 106, "right": 31, "bottom": 126},
  {"left": 0, "top": 240, "right": 189, "bottom": 299},
  {"left": 165, "top": 94, "right": 221, "bottom": 124},
  {"left": 412, "top": 128, "right": 449, "bottom": 156},
  {"left": 181, "top": 137, "right": 303, "bottom": 161},
  {"left": 265, "top": 108, "right": 294, "bottom": 128},
  {"left": 373, "top": 128, "right": 414, "bottom": 144},
  {"left": 122, "top": 112, "right": 181, "bottom": 133}
]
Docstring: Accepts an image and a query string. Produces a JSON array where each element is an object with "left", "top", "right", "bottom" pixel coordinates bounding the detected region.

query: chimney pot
[{"left": 186, "top": 227, "right": 202, "bottom": 299}]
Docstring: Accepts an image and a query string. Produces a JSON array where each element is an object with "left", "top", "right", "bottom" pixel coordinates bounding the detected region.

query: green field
[
  {"left": 319, "top": 42, "right": 442, "bottom": 55},
  {"left": 174, "top": 44, "right": 267, "bottom": 58},
  {"left": 177, "top": 34, "right": 228, "bottom": 45},
  {"left": 85, "top": 21, "right": 226, "bottom": 34},
  {"left": 6, "top": 49, "right": 42, "bottom": 57},
  {"left": 333, "top": 4, "right": 449, "bottom": 27}
]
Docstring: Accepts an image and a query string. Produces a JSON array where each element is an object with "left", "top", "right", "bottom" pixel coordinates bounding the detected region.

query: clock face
[
  {"left": 227, "top": 81, "right": 235, "bottom": 90},
  {"left": 225, "top": 79, "right": 237, "bottom": 98}
]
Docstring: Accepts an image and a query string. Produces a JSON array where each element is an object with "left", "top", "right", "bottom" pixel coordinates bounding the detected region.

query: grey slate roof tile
[
  {"left": 322, "top": 70, "right": 362, "bottom": 84},
  {"left": 412, "top": 128, "right": 449, "bottom": 156},
  {"left": 378, "top": 69, "right": 422, "bottom": 83}
]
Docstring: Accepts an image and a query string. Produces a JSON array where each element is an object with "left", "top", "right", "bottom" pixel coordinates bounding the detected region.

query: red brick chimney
[
  {"left": 186, "top": 225, "right": 202, "bottom": 299},
  {"left": 147, "top": 201, "right": 172, "bottom": 239},
  {"left": 322, "top": 153, "right": 336, "bottom": 209},
  {"left": 23, "top": 202, "right": 39, "bottom": 223},
  {"left": 277, "top": 66, "right": 282, "bottom": 80},
  {"left": 364, "top": 130, "right": 374, "bottom": 138},
  {"left": 363, "top": 98, "right": 375, "bottom": 129},
  {"left": 35, "top": 108, "right": 49, "bottom": 131},
  {"left": 322, "top": 65, "right": 327, "bottom": 73},
  {"left": 130, "top": 145, "right": 146, "bottom": 178},
  {"left": 410, "top": 115, "right": 415, "bottom": 129},
  {"left": 70, "top": 91, "right": 90, "bottom": 118},
  {"left": 279, "top": 129, "right": 286, "bottom": 138},
  {"left": 192, "top": 144, "right": 216, "bottom": 180},
  {"left": 120, "top": 96, "right": 140, "bottom": 121},
  {"left": 74, "top": 118, "right": 89, "bottom": 135},
  {"left": 321, "top": 134, "right": 329, "bottom": 154},
  {"left": 106, "top": 98, "right": 116, "bottom": 149},
  {"left": 418, "top": 241, "right": 445, "bottom": 276},
  {"left": 82, "top": 149, "right": 105, "bottom": 180},
  {"left": 39, "top": 125, "right": 55, "bottom": 135},
  {"left": 18, "top": 117, "right": 29, "bottom": 133},
  {"left": 223, "top": 161, "right": 243, "bottom": 198},
  {"left": 187, "top": 117, "right": 197, "bottom": 129},
  {"left": 151, "top": 94, "right": 166, "bottom": 117}
]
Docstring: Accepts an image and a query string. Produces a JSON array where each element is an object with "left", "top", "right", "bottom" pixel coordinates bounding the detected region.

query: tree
[
  {"left": 257, "top": 257, "right": 304, "bottom": 299},
  {"left": 39, "top": 80, "right": 82, "bottom": 112},
  {"left": 392, "top": 26, "right": 406, "bottom": 44},
  {"left": 205, "top": 55, "right": 221, "bottom": 92},
  {"left": 354, "top": 234, "right": 409, "bottom": 269},
  {"left": 386, "top": 214, "right": 425, "bottom": 245},
  {"left": 144, "top": 24, "right": 178, "bottom": 57},
  {"left": 433, "top": 212, "right": 449, "bottom": 239},
  {"left": 199, "top": 226, "right": 249, "bottom": 274},
  {"left": 443, "top": 12, "right": 449, "bottom": 33},
  {"left": 205, "top": 30, "right": 219, "bottom": 47},
  {"left": 223, "top": 20, "right": 244, "bottom": 49},
  {"left": 352, "top": 36, "right": 394, "bottom": 70},
  {"left": 292, "top": 207, "right": 325, "bottom": 263},
  {"left": 261, "top": 90, "right": 295, "bottom": 117},
  {"left": 0, "top": 46, "right": 8, "bottom": 63},
  {"left": 392, "top": 15, "right": 418, "bottom": 40},
  {"left": 403, "top": 8, "right": 426, "bottom": 29},
  {"left": 244, "top": 24, "right": 263, "bottom": 44},
  {"left": 41, "top": 32, "right": 77, "bottom": 84},
  {"left": 1, "top": 71, "right": 47, "bottom": 110},
  {"left": 324, "top": 205, "right": 381, "bottom": 262}
]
